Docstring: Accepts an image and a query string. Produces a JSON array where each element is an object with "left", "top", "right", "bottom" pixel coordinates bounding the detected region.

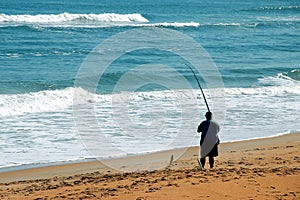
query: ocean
[{"left": 0, "top": 0, "right": 299, "bottom": 170}]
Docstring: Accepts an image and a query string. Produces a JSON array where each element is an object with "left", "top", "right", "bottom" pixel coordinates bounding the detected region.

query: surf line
[{"left": 185, "top": 63, "right": 210, "bottom": 112}]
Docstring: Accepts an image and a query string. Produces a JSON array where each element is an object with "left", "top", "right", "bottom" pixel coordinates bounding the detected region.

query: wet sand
[{"left": 0, "top": 133, "right": 299, "bottom": 199}]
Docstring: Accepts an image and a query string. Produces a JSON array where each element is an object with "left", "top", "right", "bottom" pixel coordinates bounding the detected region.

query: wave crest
[
  {"left": 0, "top": 13, "right": 201, "bottom": 28},
  {"left": 0, "top": 13, "right": 149, "bottom": 23},
  {"left": 0, "top": 87, "right": 74, "bottom": 117},
  {"left": 282, "top": 69, "right": 300, "bottom": 81},
  {"left": 1, "top": 80, "right": 300, "bottom": 117},
  {"left": 256, "top": 5, "right": 300, "bottom": 11}
]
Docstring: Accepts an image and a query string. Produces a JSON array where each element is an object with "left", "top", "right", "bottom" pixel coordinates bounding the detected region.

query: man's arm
[
  {"left": 197, "top": 124, "right": 201, "bottom": 133},
  {"left": 198, "top": 122, "right": 204, "bottom": 145}
]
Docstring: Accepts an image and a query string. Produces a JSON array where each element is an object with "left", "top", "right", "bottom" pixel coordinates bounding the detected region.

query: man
[{"left": 197, "top": 111, "right": 220, "bottom": 169}]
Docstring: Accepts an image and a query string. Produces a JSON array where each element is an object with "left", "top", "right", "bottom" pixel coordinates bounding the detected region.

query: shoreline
[
  {"left": 0, "top": 132, "right": 299, "bottom": 199},
  {"left": 1, "top": 132, "right": 299, "bottom": 183},
  {"left": 0, "top": 131, "right": 298, "bottom": 174},
  {"left": 0, "top": 131, "right": 297, "bottom": 172}
]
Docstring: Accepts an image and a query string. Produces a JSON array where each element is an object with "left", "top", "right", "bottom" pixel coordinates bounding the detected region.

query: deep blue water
[
  {"left": 1, "top": 0, "right": 299, "bottom": 94},
  {"left": 0, "top": 0, "right": 299, "bottom": 169}
]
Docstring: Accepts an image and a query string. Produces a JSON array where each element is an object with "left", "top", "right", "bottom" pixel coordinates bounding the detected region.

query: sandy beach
[{"left": 0, "top": 132, "right": 299, "bottom": 199}]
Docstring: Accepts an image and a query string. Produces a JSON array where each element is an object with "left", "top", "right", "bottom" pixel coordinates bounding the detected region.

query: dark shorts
[{"left": 206, "top": 143, "right": 218, "bottom": 157}]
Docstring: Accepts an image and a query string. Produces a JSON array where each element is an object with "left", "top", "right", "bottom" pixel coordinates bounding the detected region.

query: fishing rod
[{"left": 185, "top": 63, "right": 210, "bottom": 112}]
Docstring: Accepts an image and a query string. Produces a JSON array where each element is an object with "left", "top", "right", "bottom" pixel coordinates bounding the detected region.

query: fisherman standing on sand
[{"left": 197, "top": 111, "right": 220, "bottom": 169}]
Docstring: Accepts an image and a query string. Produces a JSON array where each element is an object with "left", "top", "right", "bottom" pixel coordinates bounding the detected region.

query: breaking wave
[
  {"left": 0, "top": 13, "right": 149, "bottom": 23},
  {"left": 1, "top": 76, "right": 299, "bottom": 117},
  {"left": 253, "top": 5, "right": 300, "bottom": 11},
  {"left": 0, "top": 13, "right": 201, "bottom": 28}
]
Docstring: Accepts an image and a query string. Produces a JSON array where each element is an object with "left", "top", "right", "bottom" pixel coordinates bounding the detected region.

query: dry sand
[{"left": 0, "top": 133, "right": 299, "bottom": 199}]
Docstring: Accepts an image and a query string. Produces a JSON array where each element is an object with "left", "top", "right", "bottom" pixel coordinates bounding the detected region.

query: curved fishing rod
[{"left": 185, "top": 63, "right": 210, "bottom": 112}]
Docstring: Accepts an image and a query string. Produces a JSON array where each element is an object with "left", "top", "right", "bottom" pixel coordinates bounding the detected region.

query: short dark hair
[{"left": 205, "top": 111, "right": 212, "bottom": 120}]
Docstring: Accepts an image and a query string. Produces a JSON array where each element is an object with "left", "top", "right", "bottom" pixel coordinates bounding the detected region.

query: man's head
[{"left": 205, "top": 111, "right": 212, "bottom": 120}]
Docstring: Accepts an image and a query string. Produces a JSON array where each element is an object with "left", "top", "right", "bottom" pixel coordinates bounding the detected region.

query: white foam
[
  {"left": 257, "top": 16, "right": 300, "bottom": 22},
  {"left": 212, "top": 22, "right": 243, "bottom": 27},
  {"left": 49, "top": 22, "right": 200, "bottom": 28},
  {"left": 0, "top": 87, "right": 74, "bottom": 116},
  {"left": 2, "top": 22, "right": 200, "bottom": 29},
  {"left": 0, "top": 13, "right": 149, "bottom": 23},
  {"left": 1, "top": 77, "right": 299, "bottom": 118},
  {"left": 224, "top": 72, "right": 300, "bottom": 96},
  {"left": 226, "top": 85, "right": 300, "bottom": 96},
  {"left": 258, "top": 72, "right": 300, "bottom": 85},
  {"left": 1, "top": 82, "right": 300, "bottom": 169},
  {"left": 0, "top": 13, "right": 202, "bottom": 28},
  {"left": 258, "top": 5, "right": 300, "bottom": 11},
  {"left": 135, "top": 22, "right": 200, "bottom": 27}
]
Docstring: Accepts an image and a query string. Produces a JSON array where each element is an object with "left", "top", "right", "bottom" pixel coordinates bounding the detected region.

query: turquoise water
[{"left": 0, "top": 0, "right": 299, "bottom": 169}]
